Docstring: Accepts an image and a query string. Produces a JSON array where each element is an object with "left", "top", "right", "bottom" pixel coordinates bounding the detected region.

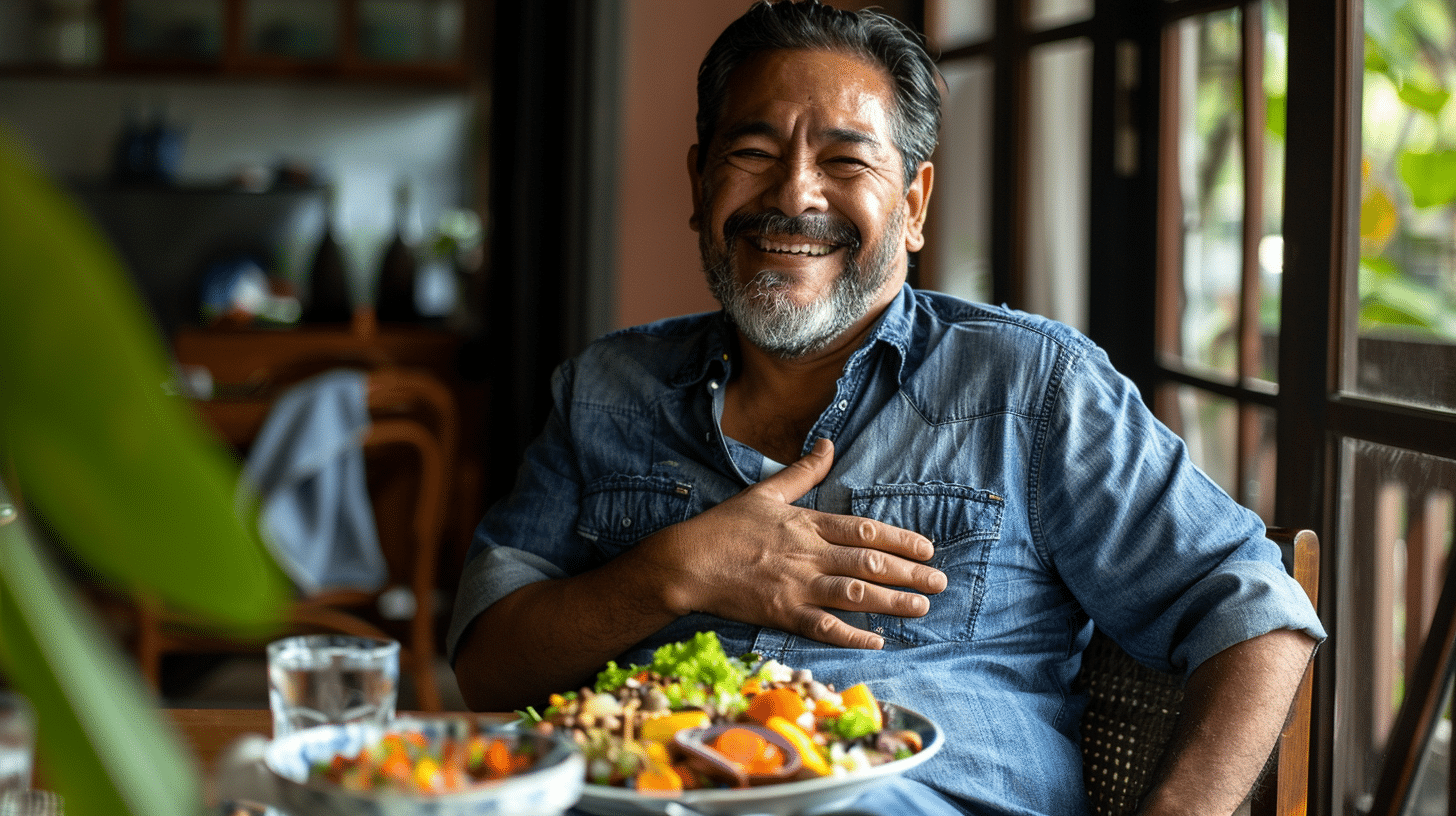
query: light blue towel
[{"left": 239, "top": 369, "right": 388, "bottom": 595}]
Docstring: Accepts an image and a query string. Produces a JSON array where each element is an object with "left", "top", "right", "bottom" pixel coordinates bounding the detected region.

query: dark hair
[{"left": 695, "top": 0, "right": 942, "bottom": 188}]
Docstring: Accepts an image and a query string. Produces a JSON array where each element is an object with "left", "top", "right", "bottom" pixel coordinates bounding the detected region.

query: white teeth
[{"left": 753, "top": 238, "right": 835, "bottom": 256}]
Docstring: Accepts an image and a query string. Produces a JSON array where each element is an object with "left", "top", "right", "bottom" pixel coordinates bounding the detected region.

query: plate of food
[
  {"left": 518, "top": 632, "right": 942, "bottom": 816},
  {"left": 216, "top": 714, "right": 585, "bottom": 816}
]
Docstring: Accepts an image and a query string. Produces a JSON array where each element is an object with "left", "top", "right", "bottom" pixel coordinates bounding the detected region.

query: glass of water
[
  {"left": 266, "top": 635, "right": 400, "bottom": 738},
  {"left": 0, "top": 691, "right": 34, "bottom": 792}
]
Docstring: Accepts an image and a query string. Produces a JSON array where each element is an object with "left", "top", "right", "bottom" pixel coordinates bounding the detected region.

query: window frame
[{"left": 925, "top": 1, "right": 1456, "bottom": 813}]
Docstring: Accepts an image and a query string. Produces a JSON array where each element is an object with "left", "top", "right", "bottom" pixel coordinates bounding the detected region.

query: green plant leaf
[
  {"left": 0, "top": 130, "right": 289, "bottom": 630},
  {"left": 1266, "top": 93, "right": 1287, "bottom": 139},
  {"left": 0, "top": 487, "right": 203, "bottom": 816},
  {"left": 1396, "top": 80, "right": 1450, "bottom": 116},
  {"left": 1398, "top": 150, "right": 1456, "bottom": 208}
]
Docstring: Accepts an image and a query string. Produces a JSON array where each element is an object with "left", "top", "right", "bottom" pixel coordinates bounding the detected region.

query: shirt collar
[{"left": 670, "top": 283, "right": 918, "bottom": 389}]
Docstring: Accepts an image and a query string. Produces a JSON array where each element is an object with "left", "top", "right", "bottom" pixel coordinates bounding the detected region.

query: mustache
[{"left": 723, "top": 210, "right": 860, "bottom": 249}]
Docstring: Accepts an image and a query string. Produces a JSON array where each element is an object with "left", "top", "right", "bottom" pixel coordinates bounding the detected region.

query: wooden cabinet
[{"left": 2, "top": 0, "right": 479, "bottom": 85}]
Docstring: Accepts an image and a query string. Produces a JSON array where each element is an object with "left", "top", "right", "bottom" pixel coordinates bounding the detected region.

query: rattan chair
[{"left": 1077, "top": 528, "right": 1320, "bottom": 816}]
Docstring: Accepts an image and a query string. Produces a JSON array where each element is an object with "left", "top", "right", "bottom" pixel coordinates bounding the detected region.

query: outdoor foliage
[{"left": 1361, "top": 0, "right": 1456, "bottom": 340}]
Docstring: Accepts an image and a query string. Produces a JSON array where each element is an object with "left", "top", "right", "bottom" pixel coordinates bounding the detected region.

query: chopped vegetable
[
  {"left": 745, "top": 687, "right": 808, "bottom": 726},
  {"left": 840, "top": 683, "right": 883, "bottom": 730},
  {"left": 310, "top": 726, "right": 541, "bottom": 794},
  {"left": 532, "top": 632, "right": 923, "bottom": 792},
  {"left": 764, "top": 716, "right": 832, "bottom": 777},
  {"left": 712, "top": 727, "right": 785, "bottom": 774},
  {"left": 641, "top": 710, "right": 712, "bottom": 743}
]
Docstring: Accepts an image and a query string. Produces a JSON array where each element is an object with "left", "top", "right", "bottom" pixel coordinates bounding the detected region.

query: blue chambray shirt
[{"left": 448, "top": 284, "right": 1325, "bottom": 816}]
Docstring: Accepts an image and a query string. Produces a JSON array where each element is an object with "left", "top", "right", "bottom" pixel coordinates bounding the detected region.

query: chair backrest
[{"left": 1078, "top": 527, "right": 1320, "bottom": 816}]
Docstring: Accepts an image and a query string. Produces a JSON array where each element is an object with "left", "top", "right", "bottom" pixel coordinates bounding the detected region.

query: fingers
[
  {"left": 792, "top": 606, "right": 887, "bottom": 651},
  {"left": 756, "top": 437, "right": 834, "bottom": 504},
  {"left": 818, "top": 513, "right": 935, "bottom": 562}
]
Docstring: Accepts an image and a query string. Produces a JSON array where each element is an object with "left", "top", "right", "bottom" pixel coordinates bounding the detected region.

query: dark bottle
[
  {"left": 375, "top": 181, "right": 422, "bottom": 322},
  {"left": 303, "top": 185, "right": 353, "bottom": 323}
]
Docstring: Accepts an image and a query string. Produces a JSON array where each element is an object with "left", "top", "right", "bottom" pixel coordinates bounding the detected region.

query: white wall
[{"left": 0, "top": 77, "right": 475, "bottom": 318}]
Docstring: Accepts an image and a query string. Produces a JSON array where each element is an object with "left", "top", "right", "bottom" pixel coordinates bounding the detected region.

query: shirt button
[
  {"left": 837, "top": 400, "right": 849, "bottom": 411},
  {"left": 621, "top": 517, "right": 633, "bottom": 528},
  {"left": 709, "top": 380, "right": 719, "bottom": 390}
]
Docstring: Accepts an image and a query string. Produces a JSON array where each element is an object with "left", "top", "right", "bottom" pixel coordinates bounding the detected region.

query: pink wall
[{"left": 613, "top": 0, "right": 742, "bottom": 329}]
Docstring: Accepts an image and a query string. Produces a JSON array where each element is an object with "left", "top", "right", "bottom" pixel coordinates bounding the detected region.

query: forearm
[
  {"left": 1137, "top": 628, "right": 1318, "bottom": 816},
  {"left": 452, "top": 545, "right": 680, "bottom": 713}
]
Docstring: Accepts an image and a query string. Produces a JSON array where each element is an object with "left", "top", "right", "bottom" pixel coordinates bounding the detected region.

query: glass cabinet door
[{"left": 355, "top": 0, "right": 463, "bottom": 65}]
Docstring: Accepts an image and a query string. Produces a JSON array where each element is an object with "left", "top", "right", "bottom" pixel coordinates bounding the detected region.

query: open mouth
[{"left": 748, "top": 235, "right": 840, "bottom": 257}]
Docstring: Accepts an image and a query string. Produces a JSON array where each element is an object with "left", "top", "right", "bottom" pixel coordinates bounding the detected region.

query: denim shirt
[{"left": 448, "top": 284, "right": 1325, "bottom": 816}]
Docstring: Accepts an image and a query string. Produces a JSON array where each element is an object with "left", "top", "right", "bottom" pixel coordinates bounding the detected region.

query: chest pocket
[
  {"left": 577, "top": 474, "right": 694, "bottom": 560},
  {"left": 850, "top": 483, "right": 1003, "bottom": 645}
]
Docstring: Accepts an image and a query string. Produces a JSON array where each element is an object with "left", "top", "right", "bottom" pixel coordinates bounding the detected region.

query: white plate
[{"left": 574, "top": 703, "right": 942, "bottom": 816}]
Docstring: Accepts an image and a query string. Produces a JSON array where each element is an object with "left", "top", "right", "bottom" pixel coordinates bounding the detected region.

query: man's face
[{"left": 689, "top": 49, "right": 932, "bottom": 359}]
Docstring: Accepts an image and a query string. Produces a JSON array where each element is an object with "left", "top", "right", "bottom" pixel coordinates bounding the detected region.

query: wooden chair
[
  {"left": 132, "top": 366, "right": 455, "bottom": 711},
  {"left": 1077, "top": 527, "right": 1320, "bottom": 816}
]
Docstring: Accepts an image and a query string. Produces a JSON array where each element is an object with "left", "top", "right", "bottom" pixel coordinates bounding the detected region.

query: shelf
[{"left": 0, "top": 0, "right": 479, "bottom": 86}]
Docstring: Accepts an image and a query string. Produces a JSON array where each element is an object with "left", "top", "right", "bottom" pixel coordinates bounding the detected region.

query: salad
[
  {"left": 520, "top": 632, "right": 924, "bottom": 795},
  {"left": 308, "top": 722, "right": 541, "bottom": 794}
]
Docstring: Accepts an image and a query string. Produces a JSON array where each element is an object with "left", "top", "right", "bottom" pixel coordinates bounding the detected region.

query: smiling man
[{"left": 448, "top": 3, "right": 1324, "bottom": 815}]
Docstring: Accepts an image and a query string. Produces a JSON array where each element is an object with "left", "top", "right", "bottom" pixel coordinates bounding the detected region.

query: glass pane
[
  {"left": 1165, "top": 9, "right": 1244, "bottom": 379},
  {"left": 245, "top": 0, "right": 339, "bottom": 62},
  {"left": 1155, "top": 384, "right": 1239, "bottom": 498},
  {"left": 1403, "top": 675, "right": 1453, "bottom": 816},
  {"left": 123, "top": 0, "right": 223, "bottom": 61},
  {"left": 927, "top": 0, "right": 992, "bottom": 49},
  {"left": 1028, "top": 0, "right": 1092, "bottom": 32},
  {"left": 357, "top": 0, "right": 462, "bottom": 63},
  {"left": 1335, "top": 440, "right": 1456, "bottom": 815},
  {"left": 1242, "top": 402, "right": 1277, "bottom": 523},
  {"left": 1352, "top": 2, "right": 1456, "bottom": 412},
  {"left": 1257, "top": 0, "right": 1289, "bottom": 383},
  {"left": 1026, "top": 38, "right": 1091, "bottom": 332},
  {"left": 928, "top": 58, "right": 994, "bottom": 304}
]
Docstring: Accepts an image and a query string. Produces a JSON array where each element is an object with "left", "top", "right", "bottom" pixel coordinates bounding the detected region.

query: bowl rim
[{"left": 264, "top": 714, "right": 584, "bottom": 803}]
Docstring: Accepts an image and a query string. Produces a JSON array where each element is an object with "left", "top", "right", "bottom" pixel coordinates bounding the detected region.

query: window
[{"left": 923, "top": 0, "right": 1456, "bottom": 813}]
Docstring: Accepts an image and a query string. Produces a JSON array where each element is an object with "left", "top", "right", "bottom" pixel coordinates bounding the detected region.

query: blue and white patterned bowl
[{"left": 217, "top": 715, "right": 584, "bottom": 816}]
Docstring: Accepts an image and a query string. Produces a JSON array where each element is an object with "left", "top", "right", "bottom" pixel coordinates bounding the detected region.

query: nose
[{"left": 761, "top": 156, "right": 828, "bottom": 218}]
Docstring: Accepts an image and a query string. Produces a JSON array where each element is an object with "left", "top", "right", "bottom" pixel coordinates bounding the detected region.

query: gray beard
[{"left": 703, "top": 205, "right": 904, "bottom": 359}]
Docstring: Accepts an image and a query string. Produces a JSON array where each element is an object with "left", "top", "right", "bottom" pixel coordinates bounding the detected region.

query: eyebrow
[{"left": 720, "top": 120, "right": 884, "bottom": 150}]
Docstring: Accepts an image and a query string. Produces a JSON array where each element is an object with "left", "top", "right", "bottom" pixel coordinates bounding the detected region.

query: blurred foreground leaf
[
  {"left": 0, "top": 129, "right": 288, "bottom": 628},
  {"left": 0, "top": 485, "right": 202, "bottom": 816}
]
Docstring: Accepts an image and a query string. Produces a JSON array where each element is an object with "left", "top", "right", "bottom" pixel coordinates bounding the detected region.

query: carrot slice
[
  {"left": 712, "top": 727, "right": 784, "bottom": 773},
  {"left": 635, "top": 765, "right": 684, "bottom": 794},
  {"left": 484, "top": 738, "right": 514, "bottom": 779},
  {"left": 745, "top": 687, "right": 807, "bottom": 725}
]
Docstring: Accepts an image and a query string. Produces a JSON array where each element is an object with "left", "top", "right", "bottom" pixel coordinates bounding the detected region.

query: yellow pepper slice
[
  {"left": 840, "top": 683, "right": 883, "bottom": 731},
  {"left": 639, "top": 710, "right": 712, "bottom": 743},
  {"left": 765, "top": 715, "right": 832, "bottom": 777}
]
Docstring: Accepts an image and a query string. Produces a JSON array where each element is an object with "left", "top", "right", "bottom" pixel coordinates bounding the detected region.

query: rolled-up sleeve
[
  {"left": 445, "top": 361, "right": 591, "bottom": 664},
  {"left": 1036, "top": 341, "right": 1325, "bottom": 677}
]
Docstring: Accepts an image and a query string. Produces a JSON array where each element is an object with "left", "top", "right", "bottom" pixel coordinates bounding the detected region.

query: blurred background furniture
[
  {"left": 1078, "top": 527, "right": 1320, "bottom": 816},
  {"left": 130, "top": 360, "right": 458, "bottom": 711}
]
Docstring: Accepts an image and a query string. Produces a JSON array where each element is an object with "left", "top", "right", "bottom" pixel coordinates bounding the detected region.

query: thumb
[{"left": 758, "top": 438, "right": 834, "bottom": 503}]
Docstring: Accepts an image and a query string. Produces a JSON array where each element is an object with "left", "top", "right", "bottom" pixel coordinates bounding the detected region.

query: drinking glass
[
  {"left": 266, "top": 635, "right": 399, "bottom": 738},
  {"left": 0, "top": 691, "right": 34, "bottom": 792}
]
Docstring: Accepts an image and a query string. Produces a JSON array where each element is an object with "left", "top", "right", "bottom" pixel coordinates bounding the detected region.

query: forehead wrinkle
[{"left": 718, "top": 119, "right": 886, "bottom": 152}]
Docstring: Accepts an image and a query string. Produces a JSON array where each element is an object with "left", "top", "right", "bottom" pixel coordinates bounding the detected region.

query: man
[{"left": 449, "top": 2, "right": 1325, "bottom": 814}]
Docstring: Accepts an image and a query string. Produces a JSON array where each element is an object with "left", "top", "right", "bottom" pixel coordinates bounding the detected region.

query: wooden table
[{"left": 166, "top": 708, "right": 273, "bottom": 773}]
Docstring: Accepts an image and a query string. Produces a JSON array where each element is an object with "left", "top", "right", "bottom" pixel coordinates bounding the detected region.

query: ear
[
  {"left": 902, "top": 161, "right": 933, "bottom": 253},
  {"left": 687, "top": 144, "right": 703, "bottom": 233}
]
